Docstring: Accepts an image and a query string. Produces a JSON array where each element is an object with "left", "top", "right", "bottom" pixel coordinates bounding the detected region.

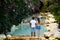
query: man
[{"left": 30, "top": 17, "right": 36, "bottom": 37}]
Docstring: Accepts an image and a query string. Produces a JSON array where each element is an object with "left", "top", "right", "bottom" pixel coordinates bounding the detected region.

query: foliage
[
  {"left": 42, "top": 0, "right": 60, "bottom": 22},
  {"left": 0, "top": 0, "right": 43, "bottom": 34},
  {"left": 49, "top": 1, "right": 60, "bottom": 22},
  {"left": 32, "top": 0, "right": 40, "bottom": 4},
  {"left": 0, "top": 0, "right": 29, "bottom": 34}
]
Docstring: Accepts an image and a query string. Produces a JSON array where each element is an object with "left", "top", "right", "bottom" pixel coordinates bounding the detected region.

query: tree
[
  {"left": 0, "top": 0, "right": 29, "bottom": 34},
  {"left": 0, "top": 0, "right": 44, "bottom": 34},
  {"left": 42, "top": 0, "right": 60, "bottom": 22}
]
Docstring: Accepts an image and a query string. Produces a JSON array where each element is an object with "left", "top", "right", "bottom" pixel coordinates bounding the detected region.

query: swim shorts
[{"left": 36, "top": 25, "right": 41, "bottom": 30}]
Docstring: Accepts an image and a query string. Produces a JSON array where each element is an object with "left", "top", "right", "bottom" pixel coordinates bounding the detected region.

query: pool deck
[{"left": 5, "top": 36, "right": 41, "bottom": 40}]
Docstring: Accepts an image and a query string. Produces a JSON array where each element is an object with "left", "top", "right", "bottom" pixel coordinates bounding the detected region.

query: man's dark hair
[{"left": 32, "top": 17, "right": 35, "bottom": 20}]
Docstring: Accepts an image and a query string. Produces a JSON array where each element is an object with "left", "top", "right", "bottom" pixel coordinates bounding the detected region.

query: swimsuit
[{"left": 36, "top": 25, "right": 41, "bottom": 30}]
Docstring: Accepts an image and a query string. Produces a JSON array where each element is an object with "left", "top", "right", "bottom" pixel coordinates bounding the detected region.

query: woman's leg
[
  {"left": 37, "top": 30, "right": 40, "bottom": 37},
  {"left": 38, "top": 30, "right": 41, "bottom": 40}
]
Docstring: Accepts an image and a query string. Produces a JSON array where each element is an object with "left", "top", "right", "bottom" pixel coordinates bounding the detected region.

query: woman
[{"left": 36, "top": 18, "right": 43, "bottom": 37}]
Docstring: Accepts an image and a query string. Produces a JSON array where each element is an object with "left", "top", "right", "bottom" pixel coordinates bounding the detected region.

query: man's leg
[
  {"left": 31, "top": 28, "right": 34, "bottom": 37},
  {"left": 33, "top": 27, "right": 36, "bottom": 37},
  {"left": 31, "top": 27, "right": 36, "bottom": 37},
  {"left": 31, "top": 32, "right": 33, "bottom": 36},
  {"left": 34, "top": 32, "right": 35, "bottom": 37}
]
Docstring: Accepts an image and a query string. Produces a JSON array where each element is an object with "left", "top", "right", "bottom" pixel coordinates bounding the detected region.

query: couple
[{"left": 30, "top": 17, "right": 43, "bottom": 37}]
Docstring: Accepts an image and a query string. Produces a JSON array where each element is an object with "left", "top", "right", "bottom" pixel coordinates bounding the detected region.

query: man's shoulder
[
  {"left": 33, "top": 20, "right": 36, "bottom": 22},
  {"left": 30, "top": 20, "right": 36, "bottom": 22}
]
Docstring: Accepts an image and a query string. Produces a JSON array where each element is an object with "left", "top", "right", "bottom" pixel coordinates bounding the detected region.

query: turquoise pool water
[
  {"left": 9, "top": 17, "right": 47, "bottom": 36},
  {"left": 10, "top": 23, "right": 47, "bottom": 36}
]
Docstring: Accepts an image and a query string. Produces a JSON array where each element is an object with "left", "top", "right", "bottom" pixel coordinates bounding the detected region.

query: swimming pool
[
  {"left": 9, "top": 17, "right": 47, "bottom": 36},
  {"left": 10, "top": 23, "right": 47, "bottom": 36}
]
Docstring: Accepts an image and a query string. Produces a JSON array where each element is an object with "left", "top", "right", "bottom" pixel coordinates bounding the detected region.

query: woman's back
[
  {"left": 37, "top": 18, "right": 41, "bottom": 25},
  {"left": 36, "top": 18, "right": 41, "bottom": 30},
  {"left": 37, "top": 22, "right": 41, "bottom": 26}
]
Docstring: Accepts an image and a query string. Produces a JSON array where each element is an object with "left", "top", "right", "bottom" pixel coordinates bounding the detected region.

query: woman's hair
[{"left": 37, "top": 18, "right": 40, "bottom": 23}]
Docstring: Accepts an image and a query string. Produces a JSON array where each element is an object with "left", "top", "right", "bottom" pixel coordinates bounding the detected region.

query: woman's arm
[
  {"left": 40, "top": 22, "right": 44, "bottom": 25},
  {"left": 40, "top": 22, "right": 50, "bottom": 25}
]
